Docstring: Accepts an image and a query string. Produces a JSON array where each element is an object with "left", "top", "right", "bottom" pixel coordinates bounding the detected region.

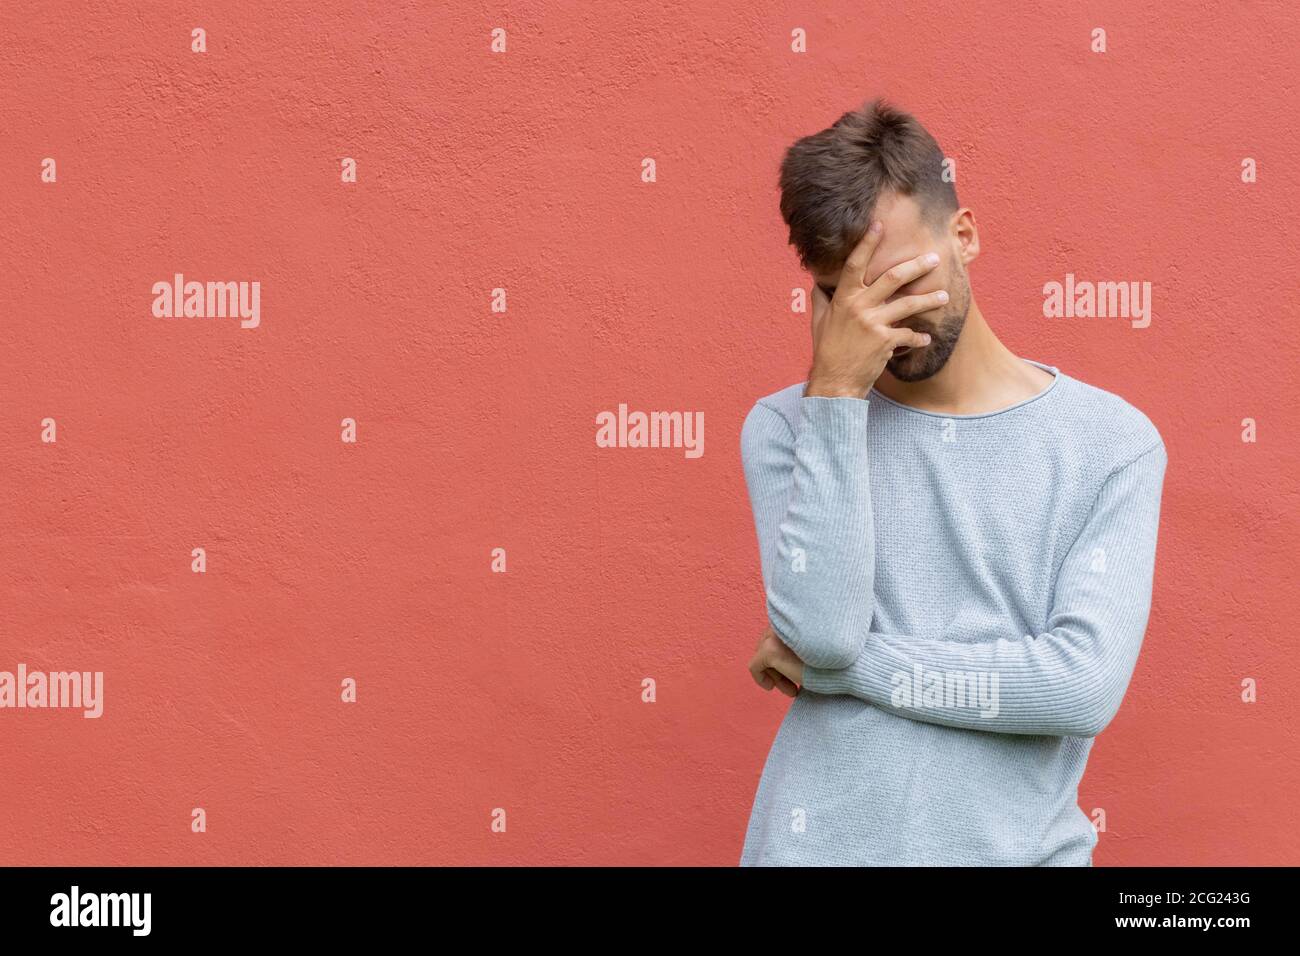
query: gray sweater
[{"left": 738, "top": 360, "right": 1167, "bottom": 865}]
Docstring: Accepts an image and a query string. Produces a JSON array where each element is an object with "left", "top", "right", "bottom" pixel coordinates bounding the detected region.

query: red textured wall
[{"left": 2, "top": 1, "right": 1296, "bottom": 866}]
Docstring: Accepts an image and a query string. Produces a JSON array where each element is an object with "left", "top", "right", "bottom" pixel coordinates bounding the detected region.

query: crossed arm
[{"left": 741, "top": 394, "right": 1167, "bottom": 738}]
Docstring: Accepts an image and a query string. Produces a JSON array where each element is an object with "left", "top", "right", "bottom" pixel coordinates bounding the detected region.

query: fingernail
[
  {"left": 870, "top": 220, "right": 883, "bottom": 233},
  {"left": 925, "top": 253, "right": 940, "bottom": 265},
  {"left": 936, "top": 290, "right": 949, "bottom": 302}
]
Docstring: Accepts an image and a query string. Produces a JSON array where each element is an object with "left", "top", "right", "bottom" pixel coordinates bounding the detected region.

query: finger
[
  {"left": 763, "top": 667, "right": 787, "bottom": 690},
  {"left": 874, "top": 289, "right": 950, "bottom": 326},
  {"left": 885, "top": 325, "right": 934, "bottom": 350},
  {"left": 750, "top": 656, "right": 773, "bottom": 688},
  {"left": 837, "top": 219, "right": 885, "bottom": 293},
  {"left": 766, "top": 669, "right": 799, "bottom": 697},
  {"left": 865, "top": 251, "right": 941, "bottom": 305}
]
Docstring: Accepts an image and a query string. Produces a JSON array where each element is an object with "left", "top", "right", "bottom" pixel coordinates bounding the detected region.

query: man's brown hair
[{"left": 778, "top": 98, "right": 959, "bottom": 273}]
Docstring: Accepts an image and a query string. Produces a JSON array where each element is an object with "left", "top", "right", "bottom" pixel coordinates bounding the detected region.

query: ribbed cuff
[
  {"left": 796, "top": 395, "right": 870, "bottom": 452},
  {"left": 801, "top": 661, "right": 853, "bottom": 695},
  {"left": 801, "top": 646, "right": 888, "bottom": 698}
]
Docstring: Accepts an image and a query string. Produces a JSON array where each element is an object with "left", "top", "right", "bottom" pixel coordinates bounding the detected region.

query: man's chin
[{"left": 886, "top": 349, "right": 941, "bottom": 383}]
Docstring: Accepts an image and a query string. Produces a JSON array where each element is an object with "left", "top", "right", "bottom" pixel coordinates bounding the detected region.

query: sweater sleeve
[
  {"left": 801, "top": 440, "right": 1167, "bottom": 737},
  {"left": 739, "top": 394, "right": 875, "bottom": 669}
]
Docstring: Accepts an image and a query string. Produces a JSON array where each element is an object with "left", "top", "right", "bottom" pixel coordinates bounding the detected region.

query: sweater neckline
[{"left": 866, "top": 359, "right": 1063, "bottom": 420}]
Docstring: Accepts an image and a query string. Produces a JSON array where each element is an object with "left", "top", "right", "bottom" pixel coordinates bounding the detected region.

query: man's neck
[{"left": 871, "top": 296, "right": 1054, "bottom": 415}]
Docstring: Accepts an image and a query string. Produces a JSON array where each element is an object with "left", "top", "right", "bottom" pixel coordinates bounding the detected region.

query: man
[{"left": 739, "top": 99, "right": 1167, "bottom": 866}]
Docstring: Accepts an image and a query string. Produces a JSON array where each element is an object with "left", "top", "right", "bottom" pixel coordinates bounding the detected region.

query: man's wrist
[{"left": 804, "top": 374, "right": 869, "bottom": 399}]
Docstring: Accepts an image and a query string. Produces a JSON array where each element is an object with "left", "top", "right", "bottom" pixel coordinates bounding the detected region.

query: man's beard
[{"left": 885, "top": 271, "right": 971, "bottom": 383}]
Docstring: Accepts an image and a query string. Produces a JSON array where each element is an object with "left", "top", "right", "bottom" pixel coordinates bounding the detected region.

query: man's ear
[{"left": 952, "top": 208, "right": 979, "bottom": 265}]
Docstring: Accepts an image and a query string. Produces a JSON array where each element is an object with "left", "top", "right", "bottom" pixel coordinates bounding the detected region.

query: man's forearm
[
  {"left": 799, "top": 442, "right": 1167, "bottom": 737},
  {"left": 741, "top": 396, "right": 877, "bottom": 669},
  {"left": 800, "top": 624, "right": 1139, "bottom": 737}
]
